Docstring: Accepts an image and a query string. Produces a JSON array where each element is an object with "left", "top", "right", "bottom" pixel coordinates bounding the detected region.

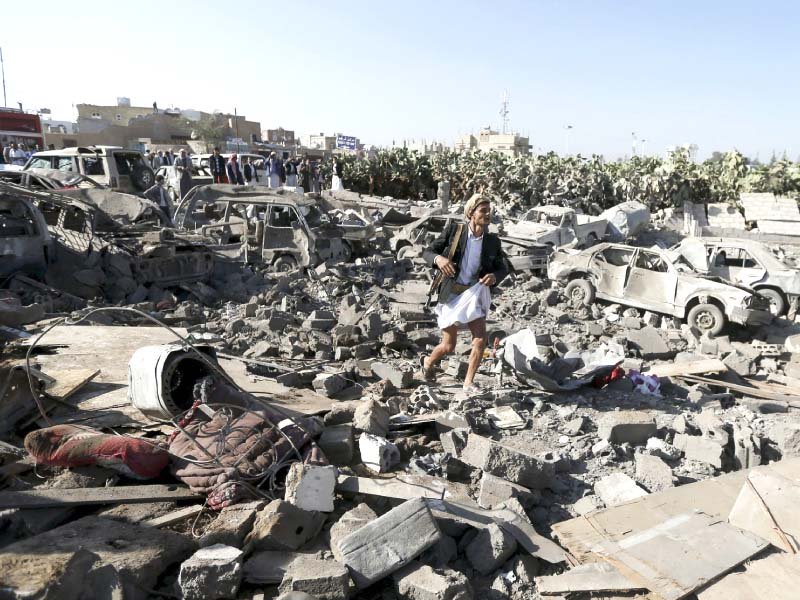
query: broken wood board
[
  {"left": 697, "top": 552, "right": 800, "bottom": 600},
  {"left": 728, "top": 469, "right": 800, "bottom": 552},
  {"left": 536, "top": 561, "right": 643, "bottom": 595},
  {"left": 644, "top": 358, "right": 727, "bottom": 378},
  {"left": 142, "top": 504, "right": 205, "bottom": 528},
  {"left": 0, "top": 484, "right": 201, "bottom": 509},
  {"left": 677, "top": 374, "right": 799, "bottom": 404},
  {"left": 552, "top": 458, "right": 800, "bottom": 562},
  {"left": 594, "top": 512, "right": 769, "bottom": 600},
  {"left": 337, "top": 474, "right": 474, "bottom": 504},
  {"left": 45, "top": 368, "right": 100, "bottom": 401},
  {"left": 425, "top": 498, "right": 568, "bottom": 564}
]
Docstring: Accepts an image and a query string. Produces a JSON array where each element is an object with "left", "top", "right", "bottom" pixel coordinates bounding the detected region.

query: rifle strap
[{"left": 447, "top": 223, "right": 464, "bottom": 263}]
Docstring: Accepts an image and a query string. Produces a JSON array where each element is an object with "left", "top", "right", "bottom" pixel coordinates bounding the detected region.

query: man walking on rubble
[
  {"left": 418, "top": 193, "right": 508, "bottom": 393},
  {"left": 209, "top": 147, "right": 227, "bottom": 183}
]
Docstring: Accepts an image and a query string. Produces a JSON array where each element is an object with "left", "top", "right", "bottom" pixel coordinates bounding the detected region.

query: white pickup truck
[{"left": 504, "top": 205, "right": 607, "bottom": 248}]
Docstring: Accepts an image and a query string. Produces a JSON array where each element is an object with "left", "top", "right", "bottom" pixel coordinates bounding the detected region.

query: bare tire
[
  {"left": 756, "top": 288, "right": 786, "bottom": 316},
  {"left": 273, "top": 255, "right": 297, "bottom": 272},
  {"left": 687, "top": 303, "right": 725, "bottom": 336},
  {"left": 565, "top": 278, "right": 595, "bottom": 306}
]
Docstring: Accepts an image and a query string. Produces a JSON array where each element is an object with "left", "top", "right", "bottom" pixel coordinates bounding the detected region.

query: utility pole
[
  {"left": 564, "top": 125, "right": 573, "bottom": 155},
  {"left": 234, "top": 107, "right": 240, "bottom": 152},
  {"left": 0, "top": 47, "right": 7, "bottom": 107},
  {"left": 631, "top": 132, "right": 638, "bottom": 157}
]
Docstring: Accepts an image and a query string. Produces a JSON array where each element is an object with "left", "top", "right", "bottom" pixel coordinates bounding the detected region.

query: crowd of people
[{"left": 0, "top": 142, "right": 40, "bottom": 166}]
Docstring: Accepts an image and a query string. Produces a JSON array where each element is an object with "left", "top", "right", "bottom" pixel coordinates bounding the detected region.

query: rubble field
[{"left": 1, "top": 182, "right": 800, "bottom": 600}]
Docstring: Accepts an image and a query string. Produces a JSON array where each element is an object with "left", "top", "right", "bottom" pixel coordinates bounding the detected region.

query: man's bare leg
[
  {"left": 464, "top": 318, "right": 487, "bottom": 387},
  {"left": 423, "top": 325, "right": 458, "bottom": 371}
]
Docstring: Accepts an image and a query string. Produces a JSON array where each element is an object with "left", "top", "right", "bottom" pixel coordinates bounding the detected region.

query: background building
[{"left": 455, "top": 127, "right": 530, "bottom": 156}]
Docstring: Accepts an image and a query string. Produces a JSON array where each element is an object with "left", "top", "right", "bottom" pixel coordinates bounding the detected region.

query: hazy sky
[{"left": 2, "top": 1, "right": 798, "bottom": 159}]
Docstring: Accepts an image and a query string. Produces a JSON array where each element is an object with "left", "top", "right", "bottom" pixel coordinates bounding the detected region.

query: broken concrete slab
[
  {"left": 371, "top": 361, "right": 413, "bottom": 388},
  {"left": 459, "top": 433, "right": 553, "bottom": 489},
  {"left": 673, "top": 433, "right": 725, "bottom": 469},
  {"left": 313, "top": 373, "right": 349, "bottom": 397},
  {"left": 598, "top": 411, "right": 657, "bottom": 445},
  {"left": 318, "top": 425, "right": 355, "bottom": 466},
  {"left": 464, "top": 522, "right": 517, "bottom": 575},
  {"left": 627, "top": 326, "right": 672, "bottom": 359},
  {"left": 393, "top": 562, "right": 474, "bottom": 600},
  {"left": 337, "top": 498, "right": 443, "bottom": 589},
  {"left": 634, "top": 453, "right": 674, "bottom": 493},
  {"left": 243, "top": 551, "right": 304, "bottom": 585},
  {"left": 329, "top": 503, "right": 378, "bottom": 563},
  {"left": 696, "top": 551, "right": 800, "bottom": 600},
  {"left": 245, "top": 500, "right": 326, "bottom": 551},
  {"left": 179, "top": 544, "right": 243, "bottom": 600},
  {"left": 353, "top": 398, "right": 390, "bottom": 437},
  {"left": 0, "top": 515, "right": 193, "bottom": 599},
  {"left": 284, "top": 464, "right": 337, "bottom": 513},
  {"left": 573, "top": 494, "right": 604, "bottom": 516},
  {"left": 775, "top": 423, "right": 800, "bottom": 457},
  {"left": 278, "top": 555, "right": 350, "bottom": 600},
  {"left": 594, "top": 473, "right": 648, "bottom": 507},
  {"left": 477, "top": 473, "right": 539, "bottom": 509}
]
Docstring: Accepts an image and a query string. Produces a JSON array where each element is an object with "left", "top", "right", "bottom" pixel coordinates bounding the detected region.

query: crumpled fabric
[
  {"left": 592, "top": 365, "right": 626, "bottom": 388},
  {"left": 168, "top": 377, "right": 327, "bottom": 509},
  {"left": 24, "top": 424, "right": 169, "bottom": 479},
  {"left": 628, "top": 370, "right": 661, "bottom": 396}
]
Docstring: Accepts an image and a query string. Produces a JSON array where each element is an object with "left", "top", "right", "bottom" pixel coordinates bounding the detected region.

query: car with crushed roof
[
  {"left": 505, "top": 205, "right": 607, "bottom": 248},
  {"left": 671, "top": 237, "right": 800, "bottom": 316},
  {"left": 548, "top": 242, "right": 772, "bottom": 335}
]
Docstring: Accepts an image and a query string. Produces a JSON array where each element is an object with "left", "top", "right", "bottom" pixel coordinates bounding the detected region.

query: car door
[
  {"left": 625, "top": 248, "right": 679, "bottom": 311},
  {"left": 710, "top": 246, "right": 766, "bottom": 287},
  {"left": 592, "top": 246, "right": 635, "bottom": 300}
]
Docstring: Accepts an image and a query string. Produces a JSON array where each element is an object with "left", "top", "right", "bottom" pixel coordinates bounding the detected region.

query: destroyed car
[
  {"left": 23, "top": 146, "right": 155, "bottom": 194},
  {"left": 505, "top": 205, "right": 607, "bottom": 248},
  {"left": 173, "top": 184, "right": 373, "bottom": 269},
  {"left": 0, "top": 168, "right": 104, "bottom": 191},
  {"left": 390, "top": 212, "right": 550, "bottom": 274},
  {"left": 673, "top": 237, "right": 800, "bottom": 316},
  {"left": 548, "top": 242, "right": 772, "bottom": 335},
  {"left": 0, "top": 189, "right": 52, "bottom": 278}
]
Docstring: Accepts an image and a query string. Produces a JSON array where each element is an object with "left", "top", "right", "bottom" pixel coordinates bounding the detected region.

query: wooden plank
[
  {"left": 536, "top": 562, "right": 642, "bottom": 595},
  {"left": 644, "top": 359, "right": 727, "bottom": 378},
  {"left": 595, "top": 513, "right": 769, "bottom": 600},
  {"left": 142, "top": 504, "right": 205, "bottom": 528},
  {"left": 45, "top": 368, "right": 100, "bottom": 401},
  {"left": 336, "top": 474, "right": 473, "bottom": 503},
  {"left": 552, "top": 458, "right": 800, "bottom": 563},
  {"left": 0, "top": 484, "right": 201, "bottom": 509},
  {"left": 697, "top": 552, "right": 800, "bottom": 600},
  {"left": 677, "top": 374, "right": 799, "bottom": 403}
]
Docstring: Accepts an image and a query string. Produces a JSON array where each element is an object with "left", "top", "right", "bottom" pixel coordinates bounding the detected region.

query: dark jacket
[
  {"left": 422, "top": 219, "right": 509, "bottom": 304},
  {"left": 243, "top": 163, "right": 258, "bottom": 182},
  {"left": 226, "top": 160, "right": 245, "bottom": 185},
  {"left": 209, "top": 154, "right": 226, "bottom": 176}
]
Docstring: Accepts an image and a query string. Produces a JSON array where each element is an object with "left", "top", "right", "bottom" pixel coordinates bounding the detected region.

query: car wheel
[
  {"left": 564, "top": 278, "right": 595, "bottom": 306},
  {"left": 273, "top": 255, "right": 297, "bottom": 272},
  {"left": 756, "top": 288, "right": 786, "bottom": 316},
  {"left": 340, "top": 241, "right": 353, "bottom": 262},
  {"left": 687, "top": 303, "right": 725, "bottom": 336},
  {"left": 132, "top": 166, "right": 155, "bottom": 191}
]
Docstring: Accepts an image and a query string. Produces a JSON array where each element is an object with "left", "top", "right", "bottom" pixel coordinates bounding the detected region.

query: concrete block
[
  {"left": 673, "top": 433, "right": 724, "bottom": 468},
  {"left": 464, "top": 523, "right": 517, "bottom": 575},
  {"left": 439, "top": 427, "right": 469, "bottom": 457},
  {"left": 598, "top": 411, "right": 657, "bottom": 445},
  {"left": 359, "top": 433, "right": 400, "bottom": 473},
  {"left": 278, "top": 556, "right": 350, "bottom": 600},
  {"left": 733, "top": 424, "right": 762, "bottom": 470},
  {"left": 634, "top": 453, "right": 674, "bottom": 493},
  {"left": 199, "top": 501, "right": 263, "bottom": 548},
  {"left": 338, "top": 498, "right": 443, "bottom": 589},
  {"left": 394, "top": 563, "right": 474, "bottom": 600},
  {"left": 284, "top": 464, "right": 337, "bottom": 512},
  {"left": 695, "top": 409, "right": 731, "bottom": 446},
  {"left": 246, "top": 500, "right": 326, "bottom": 551},
  {"left": 478, "top": 473, "right": 538, "bottom": 509},
  {"left": 329, "top": 503, "right": 377, "bottom": 563},
  {"left": 445, "top": 359, "right": 469, "bottom": 379},
  {"left": 573, "top": 494, "right": 604, "bottom": 515},
  {"left": 627, "top": 326, "right": 671, "bottom": 359},
  {"left": 459, "top": 433, "right": 553, "bottom": 489},
  {"left": 243, "top": 550, "right": 301, "bottom": 585},
  {"left": 353, "top": 398, "right": 390, "bottom": 437},
  {"left": 418, "top": 535, "right": 458, "bottom": 568},
  {"left": 594, "top": 473, "right": 648, "bottom": 507},
  {"left": 775, "top": 423, "right": 800, "bottom": 457},
  {"left": 371, "top": 361, "right": 413, "bottom": 388},
  {"left": 318, "top": 425, "right": 355, "bottom": 465},
  {"left": 645, "top": 437, "right": 681, "bottom": 460},
  {"left": 313, "top": 373, "right": 348, "bottom": 397},
  {"left": 179, "top": 544, "right": 243, "bottom": 600}
]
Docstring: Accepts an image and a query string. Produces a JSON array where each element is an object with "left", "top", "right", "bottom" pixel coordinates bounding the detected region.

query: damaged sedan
[{"left": 548, "top": 242, "right": 772, "bottom": 335}]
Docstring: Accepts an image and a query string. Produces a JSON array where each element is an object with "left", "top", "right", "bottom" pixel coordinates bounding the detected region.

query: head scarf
[{"left": 464, "top": 193, "right": 491, "bottom": 219}]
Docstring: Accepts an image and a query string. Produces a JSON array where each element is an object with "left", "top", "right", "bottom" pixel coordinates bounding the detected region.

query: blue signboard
[{"left": 336, "top": 135, "right": 357, "bottom": 150}]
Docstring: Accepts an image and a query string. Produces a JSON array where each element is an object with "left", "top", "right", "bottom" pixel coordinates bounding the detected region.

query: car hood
[
  {"left": 678, "top": 271, "right": 755, "bottom": 295},
  {"left": 505, "top": 221, "right": 555, "bottom": 237}
]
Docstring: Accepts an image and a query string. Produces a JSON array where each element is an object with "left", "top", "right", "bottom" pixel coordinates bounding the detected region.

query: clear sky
[{"left": 2, "top": 0, "right": 798, "bottom": 160}]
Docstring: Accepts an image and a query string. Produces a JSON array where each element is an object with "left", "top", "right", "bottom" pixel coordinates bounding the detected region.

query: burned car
[
  {"left": 0, "top": 188, "right": 52, "bottom": 278},
  {"left": 390, "top": 212, "right": 550, "bottom": 274},
  {"left": 548, "top": 242, "right": 772, "bottom": 335},
  {"left": 0, "top": 168, "right": 104, "bottom": 192},
  {"left": 505, "top": 205, "right": 607, "bottom": 248},
  {"left": 173, "top": 184, "right": 375, "bottom": 270},
  {"left": 672, "top": 237, "right": 800, "bottom": 316}
]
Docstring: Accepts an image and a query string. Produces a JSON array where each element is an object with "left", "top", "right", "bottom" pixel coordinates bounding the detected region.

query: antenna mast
[{"left": 499, "top": 90, "right": 510, "bottom": 134}]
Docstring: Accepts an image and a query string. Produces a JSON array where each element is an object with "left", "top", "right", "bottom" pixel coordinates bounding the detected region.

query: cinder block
[
  {"left": 359, "top": 433, "right": 400, "bottom": 473},
  {"left": 179, "top": 544, "right": 243, "bottom": 600},
  {"left": 278, "top": 555, "right": 350, "bottom": 600},
  {"left": 246, "top": 500, "right": 325, "bottom": 551},
  {"left": 284, "top": 464, "right": 337, "bottom": 513},
  {"left": 338, "top": 498, "right": 443, "bottom": 589},
  {"left": 459, "top": 433, "right": 554, "bottom": 489}
]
